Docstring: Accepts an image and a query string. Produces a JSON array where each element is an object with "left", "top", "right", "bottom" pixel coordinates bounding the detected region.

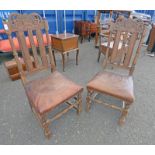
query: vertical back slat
[
  {"left": 44, "top": 20, "right": 56, "bottom": 71},
  {"left": 129, "top": 30, "right": 145, "bottom": 75},
  {"left": 124, "top": 33, "right": 137, "bottom": 67},
  {"left": 36, "top": 29, "right": 48, "bottom": 67},
  {"left": 103, "top": 32, "right": 113, "bottom": 68},
  {"left": 110, "top": 31, "right": 121, "bottom": 63},
  {"left": 8, "top": 34, "right": 24, "bottom": 74},
  {"left": 16, "top": 31, "right": 34, "bottom": 71},
  {"left": 27, "top": 29, "right": 39, "bottom": 68},
  {"left": 120, "top": 32, "right": 129, "bottom": 65}
]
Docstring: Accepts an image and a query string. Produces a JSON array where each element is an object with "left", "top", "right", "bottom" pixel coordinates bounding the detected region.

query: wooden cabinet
[
  {"left": 74, "top": 21, "right": 97, "bottom": 43},
  {"left": 51, "top": 33, "right": 79, "bottom": 71}
]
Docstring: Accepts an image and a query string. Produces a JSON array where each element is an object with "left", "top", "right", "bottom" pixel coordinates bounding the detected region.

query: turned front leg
[{"left": 118, "top": 102, "right": 131, "bottom": 126}]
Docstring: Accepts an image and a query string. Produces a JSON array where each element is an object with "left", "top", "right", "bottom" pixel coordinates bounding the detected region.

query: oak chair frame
[
  {"left": 87, "top": 18, "right": 145, "bottom": 125},
  {"left": 5, "top": 13, "right": 83, "bottom": 139}
]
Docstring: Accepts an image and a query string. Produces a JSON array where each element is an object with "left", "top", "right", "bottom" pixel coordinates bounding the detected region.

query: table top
[{"left": 51, "top": 33, "right": 79, "bottom": 40}]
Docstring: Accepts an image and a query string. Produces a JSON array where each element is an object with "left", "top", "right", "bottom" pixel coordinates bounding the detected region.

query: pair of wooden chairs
[{"left": 6, "top": 13, "right": 145, "bottom": 139}]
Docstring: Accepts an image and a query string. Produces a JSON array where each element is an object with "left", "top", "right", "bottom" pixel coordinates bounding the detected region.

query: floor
[{"left": 0, "top": 40, "right": 155, "bottom": 144}]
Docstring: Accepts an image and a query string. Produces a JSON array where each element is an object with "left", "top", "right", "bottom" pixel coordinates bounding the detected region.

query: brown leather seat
[
  {"left": 25, "top": 71, "right": 83, "bottom": 114},
  {"left": 87, "top": 71, "right": 134, "bottom": 103}
]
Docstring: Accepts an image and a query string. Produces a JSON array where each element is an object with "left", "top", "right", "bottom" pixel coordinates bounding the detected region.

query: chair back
[
  {"left": 103, "top": 18, "right": 145, "bottom": 75},
  {"left": 4, "top": 13, "right": 55, "bottom": 84}
]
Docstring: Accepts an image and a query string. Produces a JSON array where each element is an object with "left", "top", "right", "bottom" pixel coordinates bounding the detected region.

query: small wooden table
[{"left": 51, "top": 33, "right": 79, "bottom": 71}]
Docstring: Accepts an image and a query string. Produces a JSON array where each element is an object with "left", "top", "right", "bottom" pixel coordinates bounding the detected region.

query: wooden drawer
[
  {"left": 4, "top": 57, "right": 35, "bottom": 81},
  {"left": 62, "top": 37, "right": 78, "bottom": 51},
  {"left": 4, "top": 58, "right": 26, "bottom": 81},
  {"left": 52, "top": 37, "right": 78, "bottom": 52}
]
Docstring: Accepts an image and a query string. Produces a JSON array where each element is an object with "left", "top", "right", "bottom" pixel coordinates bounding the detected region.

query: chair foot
[
  {"left": 118, "top": 114, "right": 126, "bottom": 126},
  {"left": 118, "top": 102, "right": 130, "bottom": 126},
  {"left": 43, "top": 121, "right": 52, "bottom": 139},
  {"left": 41, "top": 115, "right": 52, "bottom": 139},
  {"left": 44, "top": 129, "right": 52, "bottom": 139}
]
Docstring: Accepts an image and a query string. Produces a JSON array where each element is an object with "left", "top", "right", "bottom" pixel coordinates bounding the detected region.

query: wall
[{"left": 0, "top": 10, "right": 155, "bottom": 39}]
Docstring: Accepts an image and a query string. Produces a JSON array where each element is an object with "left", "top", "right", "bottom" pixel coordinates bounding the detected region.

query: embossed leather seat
[
  {"left": 25, "top": 71, "right": 83, "bottom": 114},
  {"left": 87, "top": 71, "right": 134, "bottom": 103}
]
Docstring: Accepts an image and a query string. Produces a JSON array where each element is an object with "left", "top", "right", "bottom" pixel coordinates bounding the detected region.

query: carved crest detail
[{"left": 110, "top": 18, "right": 144, "bottom": 34}]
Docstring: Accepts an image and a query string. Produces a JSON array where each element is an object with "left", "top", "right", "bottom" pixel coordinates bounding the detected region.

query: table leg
[
  {"left": 88, "top": 34, "right": 91, "bottom": 42},
  {"left": 76, "top": 49, "right": 79, "bottom": 65},
  {"left": 52, "top": 50, "right": 56, "bottom": 66},
  {"left": 81, "top": 36, "right": 83, "bottom": 43},
  {"left": 97, "top": 49, "right": 101, "bottom": 62},
  {"left": 61, "top": 53, "right": 65, "bottom": 72}
]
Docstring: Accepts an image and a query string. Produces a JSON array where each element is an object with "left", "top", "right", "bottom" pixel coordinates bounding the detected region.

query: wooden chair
[
  {"left": 95, "top": 10, "right": 131, "bottom": 47},
  {"left": 97, "top": 30, "right": 111, "bottom": 62},
  {"left": 86, "top": 18, "right": 145, "bottom": 125},
  {"left": 6, "top": 13, "right": 83, "bottom": 139},
  {"left": 97, "top": 16, "right": 125, "bottom": 62}
]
